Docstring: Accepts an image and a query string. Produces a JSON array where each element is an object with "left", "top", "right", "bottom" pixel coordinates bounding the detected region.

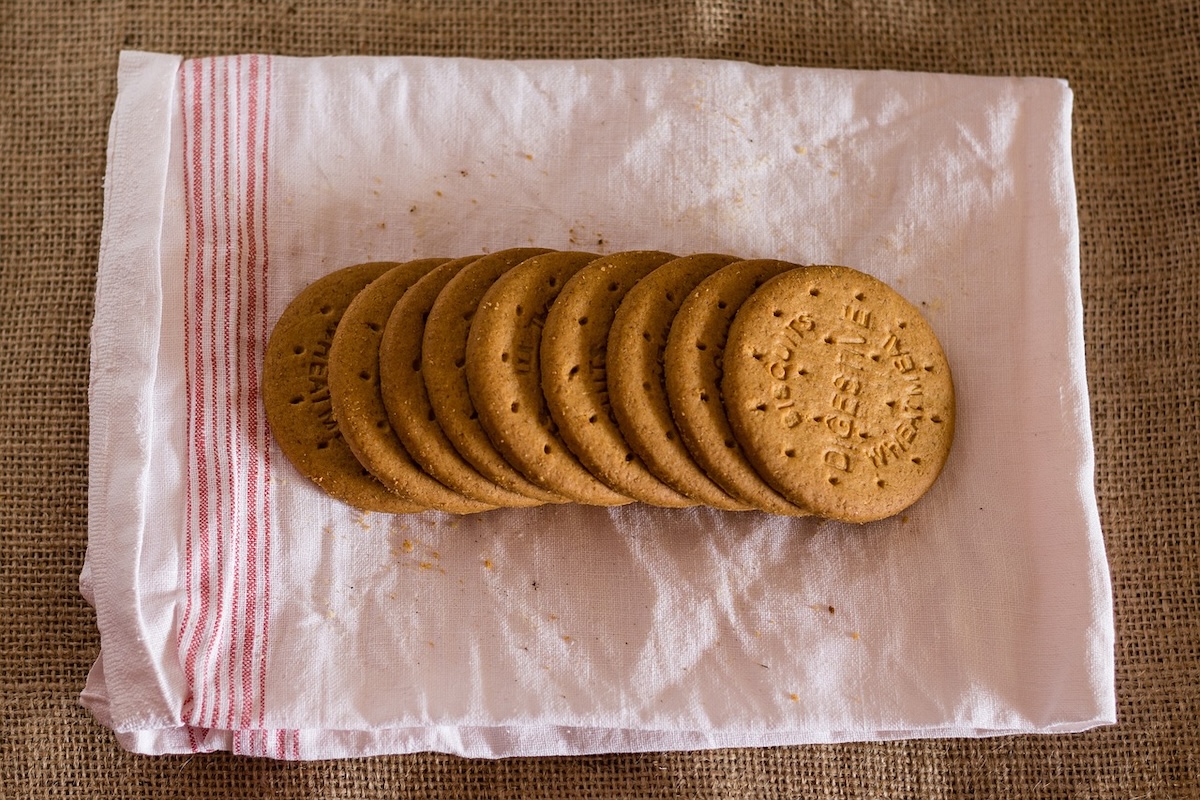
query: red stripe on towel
[
  {"left": 257, "top": 53, "right": 274, "bottom": 732},
  {"left": 200, "top": 53, "right": 229, "bottom": 729},
  {"left": 241, "top": 52, "right": 263, "bottom": 732},
  {"left": 176, "top": 60, "right": 197, "bottom": 727},
  {"left": 180, "top": 57, "right": 214, "bottom": 729},
  {"left": 177, "top": 53, "right": 281, "bottom": 748},
  {"left": 222, "top": 54, "right": 245, "bottom": 731}
]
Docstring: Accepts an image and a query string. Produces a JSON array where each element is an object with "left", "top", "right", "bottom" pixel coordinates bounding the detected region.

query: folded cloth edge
[{"left": 84, "top": 50, "right": 186, "bottom": 733}]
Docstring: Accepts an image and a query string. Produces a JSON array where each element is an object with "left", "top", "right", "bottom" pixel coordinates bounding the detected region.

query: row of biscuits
[{"left": 263, "top": 248, "right": 955, "bottom": 523}]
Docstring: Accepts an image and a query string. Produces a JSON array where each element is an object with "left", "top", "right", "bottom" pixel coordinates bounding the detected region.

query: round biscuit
[
  {"left": 607, "top": 253, "right": 752, "bottom": 511},
  {"left": 378, "top": 257, "right": 549, "bottom": 508},
  {"left": 263, "top": 261, "right": 426, "bottom": 513},
  {"left": 328, "top": 258, "right": 496, "bottom": 515},
  {"left": 664, "top": 259, "right": 811, "bottom": 516},
  {"left": 467, "top": 251, "right": 631, "bottom": 506},
  {"left": 422, "top": 248, "right": 570, "bottom": 504},
  {"left": 724, "top": 265, "right": 955, "bottom": 523},
  {"left": 541, "top": 251, "right": 696, "bottom": 507}
]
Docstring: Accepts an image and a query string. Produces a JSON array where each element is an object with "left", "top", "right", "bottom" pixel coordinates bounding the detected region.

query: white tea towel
[{"left": 83, "top": 50, "right": 1115, "bottom": 759}]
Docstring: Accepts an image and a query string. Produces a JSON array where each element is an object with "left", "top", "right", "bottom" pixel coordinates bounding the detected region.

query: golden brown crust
[
  {"left": 378, "top": 256, "right": 550, "bottom": 508},
  {"left": 607, "top": 253, "right": 753, "bottom": 511},
  {"left": 421, "top": 248, "right": 571, "bottom": 504}
]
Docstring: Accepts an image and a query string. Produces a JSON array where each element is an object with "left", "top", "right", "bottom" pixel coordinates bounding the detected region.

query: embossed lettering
[
  {"left": 867, "top": 437, "right": 906, "bottom": 467},
  {"left": 830, "top": 393, "right": 859, "bottom": 416},
  {"left": 306, "top": 325, "right": 337, "bottom": 430},
  {"left": 311, "top": 325, "right": 334, "bottom": 359},
  {"left": 589, "top": 347, "right": 606, "bottom": 374},
  {"left": 514, "top": 308, "right": 548, "bottom": 374},
  {"left": 786, "top": 314, "right": 816, "bottom": 337},
  {"left": 589, "top": 346, "right": 610, "bottom": 412},
  {"left": 843, "top": 304, "right": 873, "bottom": 329},
  {"left": 514, "top": 343, "right": 534, "bottom": 374},
  {"left": 832, "top": 374, "right": 862, "bottom": 395},
  {"left": 824, "top": 449, "right": 851, "bottom": 472},
  {"left": 836, "top": 348, "right": 868, "bottom": 371},
  {"left": 763, "top": 315, "right": 815, "bottom": 382},
  {"left": 881, "top": 333, "right": 904, "bottom": 357},
  {"left": 306, "top": 383, "right": 336, "bottom": 431},
  {"left": 900, "top": 383, "right": 924, "bottom": 416},
  {"left": 825, "top": 413, "right": 857, "bottom": 439},
  {"left": 825, "top": 365, "right": 863, "bottom": 440}
]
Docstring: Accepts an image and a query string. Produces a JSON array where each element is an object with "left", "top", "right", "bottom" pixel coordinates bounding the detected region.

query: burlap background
[{"left": 2, "top": 0, "right": 1196, "bottom": 796}]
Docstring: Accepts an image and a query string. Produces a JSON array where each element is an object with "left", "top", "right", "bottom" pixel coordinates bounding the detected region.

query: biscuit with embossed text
[
  {"left": 422, "top": 248, "right": 571, "bottom": 504},
  {"left": 263, "top": 262, "right": 427, "bottom": 513},
  {"left": 378, "top": 256, "right": 548, "bottom": 508},
  {"left": 724, "top": 265, "right": 955, "bottom": 523},
  {"left": 607, "top": 253, "right": 752, "bottom": 511},
  {"left": 664, "top": 259, "right": 811, "bottom": 516}
]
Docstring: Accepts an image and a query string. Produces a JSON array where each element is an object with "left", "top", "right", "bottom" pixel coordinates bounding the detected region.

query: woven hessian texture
[{"left": 2, "top": 0, "right": 1196, "bottom": 796}]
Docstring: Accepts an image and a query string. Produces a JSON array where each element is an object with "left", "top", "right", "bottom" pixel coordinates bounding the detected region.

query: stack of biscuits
[{"left": 263, "top": 248, "right": 955, "bottom": 523}]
